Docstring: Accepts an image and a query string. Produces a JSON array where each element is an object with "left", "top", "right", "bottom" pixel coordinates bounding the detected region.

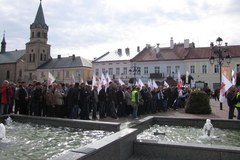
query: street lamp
[
  {"left": 209, "top": 37, "right": 231, "bottom": 110},
  {"left": 129, "top": 63, "right": 140, "bottom": 84}
]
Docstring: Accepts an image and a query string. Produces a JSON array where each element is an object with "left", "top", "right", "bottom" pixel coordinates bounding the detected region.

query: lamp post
[
  {"left": 209, "top": 37, "right": 231, "bottom": 110},
  {"left": 129, "top": 63, "right": 140, "bottom": 85}
]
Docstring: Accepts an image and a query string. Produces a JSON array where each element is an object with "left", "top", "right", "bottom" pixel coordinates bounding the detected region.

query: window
[
  {"left": 136, "top": 67, "right": 141, "bottom": 75},
  {"left": 44, "top": 54, "right": 47, "bottom": 61},
  {"left": 116, "top": 68, "right": 120, "bottom": 75},
  {"left": 65, "top": 71, "right": 69, "bottom": 78},
  {"left": 19, "top": 69, "right": 22, "bottom": 77},
  {"left": 29, "top": 73, "right": 32, "bottom": 80},
  {"left": 102, "top": 68, "right": 105, "bottom": 75},
  {"left": 237, "top": 64, "right": 240, "bottom": 73},
  {"left": 57, "top": 72, "right": 60, "bottom": 78},
  {"left": 175, "top": 66, "right": 180, "bottom": 74},
  {"left": 41, "top": 72, "right": 44, "bottom": 78},
  {"left": 31, "top": 32, "right": 34, "bottom": 38},
  {"left": 214, "top": 64, "right": 219, "bottom": 73},
  {"left": 6, "top": 70, "right": 10, "bottom": 79},
  {"left": 144, "top": 67, "right": 148, "bottom": 75},
  {"left": 37, "top": 32, "right": 40, "bottom": 38},
  {"left": 154, "top": 66, "right": 160, "bottom": 73},
  {"left": 109, "top": 68, "right": 113, "bottom": 75},
  {"left": 40, "top": 54, "right": 43, "bottom": 61},
  {"left": 29, "top": 54, "right": 32, "bottom": 62},
  {"left": 33, "top": 54, "right": 35, "bottom": 62},
  {"left": 190, "top": 65, "right": 195, "bottom": 74},
  {"left": 166, "top": 66, "right": 171, "bottom": 76},
  {"left": 123, "top": 67, "right": 127, "bottom": 75},
  {"left": 202, "top": 65, "right": 207, "bottom": 74},
  {"left": 95, "top": 69, "right": 99, "bottom": 76}
]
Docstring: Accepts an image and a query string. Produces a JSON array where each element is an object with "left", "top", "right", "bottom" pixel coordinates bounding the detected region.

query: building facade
[
  {"left": 0, "top": 1, "right": 92, "bottom": 84},
  {"left": 93, "top": 38, "right": 240, "bottom": 90}
]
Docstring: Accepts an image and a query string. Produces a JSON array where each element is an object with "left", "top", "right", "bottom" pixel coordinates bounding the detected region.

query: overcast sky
[{"left": 0, "top": 0, "right": 240, "bottom": 60}]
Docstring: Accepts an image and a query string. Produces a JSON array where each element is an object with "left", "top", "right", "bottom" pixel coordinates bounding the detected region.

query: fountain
[
  {"left": 0, "top": 115, "right": 130, "bottom": 160},
  {"left": 0, "top": 123, "right": 6, "bottom": 140},
  {"left": 128, "top": 116, "right": 240, "bottom": 160},
  {"left": 203, "top": 119, "right": 214, "bottom": 137}
]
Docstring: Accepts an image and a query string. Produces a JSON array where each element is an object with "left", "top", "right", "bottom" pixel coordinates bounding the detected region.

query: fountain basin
[
  {"left": 129, "top": 116, "right": 240, "bottom": 160},
  {"left": 0, "top": 115, "right": 138, "bottom": 160}
]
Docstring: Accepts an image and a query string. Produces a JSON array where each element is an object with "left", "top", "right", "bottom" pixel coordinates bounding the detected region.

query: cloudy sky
[{"left": 0, "top": 0, "right": 240, "bottom": 60}]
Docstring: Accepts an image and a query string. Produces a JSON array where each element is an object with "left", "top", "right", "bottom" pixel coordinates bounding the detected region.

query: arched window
[
  {"left": 29, "top": 54, "right": 32, "bottom": 62},
  {"left": 37, "top": 32, "right": 40, "bottom": 38},
  {"left": 6, "top": 70, "right": 10, "bottom": 79},
  {"left": 33, "top": 54, "right": 35, "bottom": 62},
  {"left": 44, "top": 54, "right": 47, "bottom": 61},
  {"left": 19, "top": 69, "right": 22, "bottom": 77},
  {"left": 40, "top": 54, "right": 43, "bottom": 61}
]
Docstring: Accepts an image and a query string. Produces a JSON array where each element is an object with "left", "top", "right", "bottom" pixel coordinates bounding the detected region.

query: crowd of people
[
  {"left": 0, "top": 80, "right": 191, "bottom": 120},
  {"left": 0, "top": 79, "right": 239, "bottom": 120}
]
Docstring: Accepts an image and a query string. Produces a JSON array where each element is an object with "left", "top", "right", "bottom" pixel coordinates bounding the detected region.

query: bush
[{"left": 185, "top": 90, "right": 211, "bottom": 114}]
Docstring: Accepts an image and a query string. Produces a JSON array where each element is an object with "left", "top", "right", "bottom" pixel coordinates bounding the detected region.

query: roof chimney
[
  {"left": 57, "top": 55, "right": 61, "bottom": 59},
  {"left": 72, "top": 54, "right": 75, "bottom": 60},
  {"left": 137, "top": 46, "right": 140, "bottom": 52},
  {"left": 156, "top": 43, "right": 160, "bottom": 53},
  {"left": 170, "top": 37, "right": 174, "bottom": 49},
  {"left": 117, "top": 48, "right": 122, "bottom": 56},
  {"left": 125, "top": 47, "right": 130, "bottom": 56},
  {"left": 184, "top": 39, "right": 189, "bottom": 48}
]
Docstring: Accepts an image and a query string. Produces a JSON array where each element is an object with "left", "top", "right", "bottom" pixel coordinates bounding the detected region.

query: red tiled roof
[{"left": 131, "top": 44, "right": 240, "bottom": 61}]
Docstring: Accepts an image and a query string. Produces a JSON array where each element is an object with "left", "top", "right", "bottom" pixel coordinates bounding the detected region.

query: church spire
[
  {"left": 33, "top": 0, "right": 46, "bottom": 25},
  {"left": 1, "top": 31, "right": 6, "bottom": 53}
]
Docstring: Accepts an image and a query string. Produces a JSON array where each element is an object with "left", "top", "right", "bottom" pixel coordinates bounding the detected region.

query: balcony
[{"left": 150, "top": 73, "right": 164, "bottom": 79}]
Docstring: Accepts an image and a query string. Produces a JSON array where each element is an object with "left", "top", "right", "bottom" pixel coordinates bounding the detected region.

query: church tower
[
  {"left": 1, "top": 33, "right": 6, "bottom": 53},
  {"left": 25, "top": 0, "right": 51, "bottom": 79}
]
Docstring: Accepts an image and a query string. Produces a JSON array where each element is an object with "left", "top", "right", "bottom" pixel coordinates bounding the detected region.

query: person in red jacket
[{"left": 0, "top": 80, "right": 13, "bottom": 115}]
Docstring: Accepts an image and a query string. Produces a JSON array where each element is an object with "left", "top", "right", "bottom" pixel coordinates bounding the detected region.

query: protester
[
  {"left": 226, "top": 86, "right": 237, "bottom": 119},
  {"left": 0, "top": 80, "right": 13, "bottom": 115}
]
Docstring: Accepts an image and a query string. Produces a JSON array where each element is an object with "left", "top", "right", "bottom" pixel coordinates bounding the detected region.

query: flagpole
[{"left": 219, "top": 62, "right": 223, "bottom": 110}]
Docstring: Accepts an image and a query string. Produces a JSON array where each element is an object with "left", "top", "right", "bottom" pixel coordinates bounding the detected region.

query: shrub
[{"left": 185, "top": 90, "right": 211, "bottom": 114}]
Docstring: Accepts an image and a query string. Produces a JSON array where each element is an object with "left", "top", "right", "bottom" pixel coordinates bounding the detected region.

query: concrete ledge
[
  {"left": 54, "top": 128, "right": 138, "bottom": 160},
  {"left": 0, "top": 114, "right": 120, "bottom": 132},
  {"left": 133, "top": 140, "right": 240, "bottom": 160},
  {"left": 131, "top": 116, "right": 240, "bottom": 160}
]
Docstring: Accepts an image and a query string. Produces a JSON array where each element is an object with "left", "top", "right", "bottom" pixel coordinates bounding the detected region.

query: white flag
[
  {"left": 138, "top": 78, "right": 144, "bottom": 88},
  {"left": 105, "top": 72, "right": 112, "bottom": 87},
  {"left": 186, "top": 71, "right": 189, "bottom": 84},
  {"left": 100, "top": 73, "right": 107, "bottom": 86},
  {"left": 118, "top": 78, "right": 125, "bottom": 85},
  {"left": 231, "top": 69, "right": 237, "bottom": 85},
  {"left": 219, "top": 74, "right": 233, "bottom": 103},
  {"left": 164, "top": 81, "right": 169, "bottom": 88},
  {"left": 71, "top": 73, "right": 76, "bottom": 84},
  {"left": 48, "top": 72, "right": 56, "bottom": 86},
  {"left": 92, "top": 73, "right": 100, "bottom": 90},
  {"left": 152, "top": 79, "right": 158, "bottom": 89},
  {"left": 148, "top": 79, "right": 154, "bottom": 91}
]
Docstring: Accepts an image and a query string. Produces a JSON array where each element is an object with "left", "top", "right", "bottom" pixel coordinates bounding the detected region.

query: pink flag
[{"left": 219, "top": 74, "right": 233, "bottom": 103}]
